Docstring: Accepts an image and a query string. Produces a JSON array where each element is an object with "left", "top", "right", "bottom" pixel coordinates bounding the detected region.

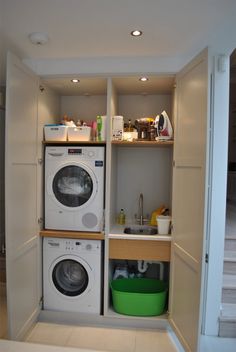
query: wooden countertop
[
  {"left": 111, "top": 140, "right": 173, "bottom": 147},
  {"left": 40, "top": 229, "right": 105, "bottom": 240}
]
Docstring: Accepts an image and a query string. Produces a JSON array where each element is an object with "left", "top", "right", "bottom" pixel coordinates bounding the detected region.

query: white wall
[
  {"left": 118, "top": 94, "right": 172, "bottom": 123},
  {"left": 60, "top": 95, "right": 107, "bottom": 123},
  {"left": 115, "top": 147, "right": 172, "bottom": 224}
]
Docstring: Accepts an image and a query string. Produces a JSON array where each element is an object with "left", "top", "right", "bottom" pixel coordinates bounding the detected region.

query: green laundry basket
[{"left": 110, "top": 278, "right": 168, "bottom": 316}]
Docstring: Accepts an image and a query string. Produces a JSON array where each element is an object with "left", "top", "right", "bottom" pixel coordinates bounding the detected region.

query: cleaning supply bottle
[
  {"left": 118, "top": 208, "right": 126, "bottom": 225},
  {"left": 96, "top": 115, "right": 102, "bottom": 141}
]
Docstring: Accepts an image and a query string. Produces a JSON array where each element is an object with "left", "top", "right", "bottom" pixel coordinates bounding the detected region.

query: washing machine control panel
[
  {"left": 67, "top": 148, "right": 96, "bottom": 159},
  {"left": 45, "top": 238, "right": 101, "bottom": 252}
]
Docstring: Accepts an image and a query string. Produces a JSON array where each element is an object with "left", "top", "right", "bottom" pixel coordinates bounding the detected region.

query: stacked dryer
[{"left": 45, "top": 145, "right": 105, "bottom": 232}]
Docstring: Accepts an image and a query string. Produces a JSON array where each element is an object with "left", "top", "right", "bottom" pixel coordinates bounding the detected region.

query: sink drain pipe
[{"left": 137, "top": 260, "right": 164, "bottom": 280}]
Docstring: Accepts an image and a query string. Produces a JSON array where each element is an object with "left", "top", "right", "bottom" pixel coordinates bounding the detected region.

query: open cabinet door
[
  {"left": 169, "top": 49, "right": 210, "bottom": 352},
  {"left": 5, "top": 52, "right": 40, "bottom": 340}
]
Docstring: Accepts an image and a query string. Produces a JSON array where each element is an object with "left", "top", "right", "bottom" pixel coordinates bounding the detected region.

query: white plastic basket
[
  {"left": 44, "top": 125, "right": 68, "bottom": 141},
  {"left": 67, "top": 126, "right": 91, "bottom": 141}
]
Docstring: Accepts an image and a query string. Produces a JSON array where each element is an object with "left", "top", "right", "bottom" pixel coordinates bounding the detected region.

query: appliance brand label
[{"left": 95, "top": 161, "right": 103, "bottom": 167}]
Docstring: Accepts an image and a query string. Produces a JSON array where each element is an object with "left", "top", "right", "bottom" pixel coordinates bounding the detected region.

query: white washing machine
[
  {"left": 45, "top": 146, "right": 105, "bottom": 232},
  {"left": 43, "top": 237, "right": 102, "bottom": 314}
]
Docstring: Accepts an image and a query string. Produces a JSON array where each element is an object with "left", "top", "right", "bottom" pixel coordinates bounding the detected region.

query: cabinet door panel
[
  {"left": 6, "top": 57, "right": 38, "bottom": 164},
  {"left": 5, "top": 52, "right": 40, "bottom": 340},
  {"left": 173, "top": 166, "right": 204, "bottom": 260},
  {"left": 169, "top": 49, "right": 210, "bottom": 352}
]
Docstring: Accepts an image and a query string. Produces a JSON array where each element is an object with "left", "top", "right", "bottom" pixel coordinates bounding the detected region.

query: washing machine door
[
  {"left": 49, "top": 162, "right": 97, "bottom": 209},
  {"left": 49, "top": 255, "right": 93, "bottom": 297}
]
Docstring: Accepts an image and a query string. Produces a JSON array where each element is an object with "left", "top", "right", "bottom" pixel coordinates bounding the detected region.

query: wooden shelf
[
  {"left": 111, "top": 140, "right": 173, "bottom": 147},
  {"left": 40, "top": 229, "right": 105, "bottom": 240},
  {"left": 43, "top": 140, "right": 173, "bottom": 147},
  {"left": 43, "top": 141, "right": 106, "bottom": 146}
]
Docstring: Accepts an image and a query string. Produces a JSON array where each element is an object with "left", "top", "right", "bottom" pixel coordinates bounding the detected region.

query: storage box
[
  {"left": 44, "top": 125, "right": 68, "bottom": 141},
  {"left": 67, "top": 126, "right": 91, "bottom": 141},
  {"left": 110, "top": 278, "right": 168, "bottom": 316},
  {"left": 112, "top": 116, "right": 123, "bottom": 141}
]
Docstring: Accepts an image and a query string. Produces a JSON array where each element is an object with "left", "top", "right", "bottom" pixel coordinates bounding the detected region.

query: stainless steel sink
[{"left": 124, "top": 226, "right": 157, "bottom": 235}]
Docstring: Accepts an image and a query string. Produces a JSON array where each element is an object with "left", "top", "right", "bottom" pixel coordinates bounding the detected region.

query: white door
[
  {"left": 5, "top": 52, "right": 40, "bottom": 340},
  {"left": 169, "top": 49, "right": 210, "bottom": 352}
]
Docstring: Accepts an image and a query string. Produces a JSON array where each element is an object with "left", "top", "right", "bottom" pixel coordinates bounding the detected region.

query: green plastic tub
[{"left": 110, "top": 278, "right": 168, "bottom": 316}]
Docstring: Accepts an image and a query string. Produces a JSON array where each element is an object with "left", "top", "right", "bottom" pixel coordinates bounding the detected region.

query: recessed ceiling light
[
  {"left": 71, "top": 79, "right": 80, "bottom": 83},
  {"left": 131, "top": 30, "right": 143, "bottom": 37},
  {"left": 28, "top": 32, "right": 49, "bottom": 45},
  {"left": 139, "top": 77, "right": 149, "bottom": 82}
]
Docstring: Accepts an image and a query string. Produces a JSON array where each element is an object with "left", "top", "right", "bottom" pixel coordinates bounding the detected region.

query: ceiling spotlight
[
  {"left": 71, "top": 79, "right": 80, "bottom": 83},
  {"left": 29, "top": 32, "right": 49, "bottom": 45},
  {"left": 131, "top": 30, "right": 143, "bottom": 37},
  {"left": 139, "top": 77, "right": 149, "bottom": 82}
]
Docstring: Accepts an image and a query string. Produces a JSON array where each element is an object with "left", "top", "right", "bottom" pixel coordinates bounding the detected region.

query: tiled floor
[
  {"left": 0, "top": 320, "right": 235, "bottom": 351},
  {"left": 25, "top": 322, "right": 180, "bottom": 352}
]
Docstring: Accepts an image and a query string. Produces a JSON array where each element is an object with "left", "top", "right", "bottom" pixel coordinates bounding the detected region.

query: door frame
[{"left": 201, "top": 53, "right": 231, "bottom": 336}]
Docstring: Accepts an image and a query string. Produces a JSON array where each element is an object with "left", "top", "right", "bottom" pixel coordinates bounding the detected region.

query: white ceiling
[{"left": 1, "top": 0, "right": 236, "bottom": 84}]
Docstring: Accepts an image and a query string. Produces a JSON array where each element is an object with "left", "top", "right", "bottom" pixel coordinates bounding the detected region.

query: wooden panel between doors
[
  {"left": 109, "top": 239, "right": 170, "bottom": 261},
  {"left": 40, "top": 229, "right": 105, "bottom": 240}
]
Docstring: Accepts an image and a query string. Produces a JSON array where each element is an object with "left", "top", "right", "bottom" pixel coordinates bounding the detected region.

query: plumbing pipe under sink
[{"left": 137, "top": 260, "right": 164, "bottom": 280}]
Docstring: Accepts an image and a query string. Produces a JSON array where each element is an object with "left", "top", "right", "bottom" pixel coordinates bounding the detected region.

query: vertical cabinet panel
[
  {"left": 8, "top": 246, "right": 38, "bottom": 339},
  {"left": 170, "top": 49, "right": 210, "bottom": 352},
  {"left": 172, "top": 166, "right": 205, "bottom": 261},
  {"left": 5, "top": 52, "right": 40, "bottom": 340},
  {"left": 174, "top": 58, "right": 208, "bottom": 163},
  {"left": 6, "top": 165, "right": 37, "bottom": 252},
  {"left": 6, "top": 59, "right": 38, "bottom": 164},
  {"left": 171, "top": 253, "right": 200, "bottom": 349}
]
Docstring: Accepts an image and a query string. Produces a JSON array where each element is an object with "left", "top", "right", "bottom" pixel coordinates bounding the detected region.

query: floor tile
[
  {"left": 26, "top": 322, "right": 73, "bottom": 347},
  {"left": 134, "top": 329, "right": 178, "bottom": 352},
  {"left": 66, "top": 326, "right": 108, "bottom": 351},
  {"left": 101, "top": 327, "right": 136, "bottom": 352},
  {"left": 0, "top": 339, "right": 101, "bottom": 352},
  {"left": 25, "top": 322, "right": 182, "bottom": 352},
  {"left": 67, "top": 326, "right": 136, "bottom": 352}
]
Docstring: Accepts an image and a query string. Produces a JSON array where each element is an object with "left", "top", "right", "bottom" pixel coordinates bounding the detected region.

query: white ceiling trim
[{"left": 23, "top": 54, "right": 192, "bottom": 77}]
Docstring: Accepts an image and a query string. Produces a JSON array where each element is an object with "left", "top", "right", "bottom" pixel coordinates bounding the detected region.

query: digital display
[
  {"left": 95, "top": 161, "right": 103, "bottom": 167},
  {"left": 68, "top": 148, "right": 82, "bottom": 155}
]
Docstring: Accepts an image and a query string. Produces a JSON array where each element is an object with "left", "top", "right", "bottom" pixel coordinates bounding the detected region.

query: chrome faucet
[
  {"left": 135, "top": 193, "right": 149, "bottom": 225},
  {"left": 139, "top": 193, "right": 144, "bottom": 225}
]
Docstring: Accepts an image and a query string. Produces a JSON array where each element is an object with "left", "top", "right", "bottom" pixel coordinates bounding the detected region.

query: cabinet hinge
[
  {"left": 38, "top": 158, "right": 43, "bottom": 165},
  {"left": 39, "top": 296, "right": 43, "bottom": 307},
  {"left": 39, "top": 85, "right": 45, "bottom": 93},
  {"left": 38, "top": 217, "right": 43, "bottom": 225},
  {"left": 205, "top": 253, "right": 209, "bottom": 263}
]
